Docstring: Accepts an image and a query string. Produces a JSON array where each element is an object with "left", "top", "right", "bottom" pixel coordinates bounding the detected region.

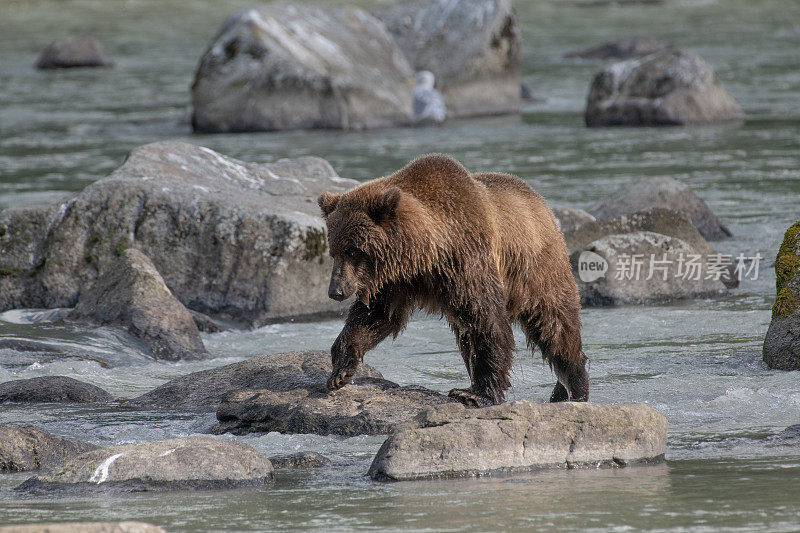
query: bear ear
[
  {"left": 368, "top": 188, "right": 402, "bottom": 225},
  {"left": 318, "top": 192, "right": 341, "bottom": 217}
]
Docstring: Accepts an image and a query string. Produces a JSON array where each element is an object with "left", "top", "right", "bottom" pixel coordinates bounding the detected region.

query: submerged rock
[
  {"left": 191, "top": 4, "right": 413, "bottom": 133},
  {"left": 68, "top": 249, "right": 207, "bottom": 361},
  {"left": 214, "top": 379, "right": 452, "bottom": 437},
  {"left": 0, "top": 376, "right": 112, "bottom": 404},
  {"left": 35, "top": 36, "right": 113, "bottom": 69},
  {"left": 763, "top": 221, "right": 800, "bottom": 370},
  {"left": 0, "top": 425, "right": 98, "bottom": 473},
  {"left": 566, "top": 36, "right": 669, "bottom": 60},
  {"left": 377, "top": 0, "right": 521, "bottom": 118},
  {"left": 16, "top": 436, "right": 273, "bottom": 493},
  {"left": 128, "top": 351, "right": 382, "bottom": 411},
  {"left": 551, "top": 205, "right": 596, "bottom": 234},
  {"left": 368, "top": 401, "right": 667, "bottom": 481},
  {"left": 588, "top": 177, "right": 732, "bottom": 241},
  {"left": 0, "top": 141, "right": 355, "bottom": 326},
  {"left": 585, "top": 49, "right": 743, "bottom": 127},
  {"left": 572, "top": 231, "right": 731, "bottom": 306},
  {"left": 188, "top": 309, "right": 228, "bottom": 333},
  {"left": 268, "top": 452, "right": 331, "bottom": 469},
  {"left": 0, "top": 523, "right": 165, "bottom": 533}
]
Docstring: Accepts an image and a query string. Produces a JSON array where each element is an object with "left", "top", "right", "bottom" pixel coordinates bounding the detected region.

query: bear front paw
[
  {"left": 327, "top": 368, "right": 353, "bottom": 391},
  {"left": 448, "top": 388, "right": 498, "bottom": 408}
]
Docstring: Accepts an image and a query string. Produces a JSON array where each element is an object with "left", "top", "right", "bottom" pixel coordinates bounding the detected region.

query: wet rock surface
[
  {"left": 588, "top": 176, "right": 732, "bottom": 241},
  {"left": 566, "top": 36, "right": 669, "bottom": 60},
  {"left": 16, "top": 436, "right": 273, "bottom": 493},
  {"left": 585, "top": 49, "right": 743, "bottom": 127},
  {"left": 214, "top": 378, "right": 453, "bottom": 437},
  {"left": 0, "top": 376, "right": 112, "bottom": 404},
  {"left": 377, "top": 0, "right": 521, "bottom": 118},
  {"left": 268, "top": 452, "right": 331, "bottom": 470},
  {"left": 35, "top": 36, "right": 113, "bottom": 69},
  {"left": 0, "top": 425, "right": 99, "bottom": 473},
  {"left": 368, "top": 401, "right": 667, "bottom": 481},
  {"left": 128, "top": 351, "right": 382, "bottom": 411},
  {"left": 763, "top": 221, "right": 800, "bottom": 370},
  {"left": 68, "top": 249, "right": 207, "bottom": 361},
  {"left": 191, "top": 4, "right": 414, "bottom": 133},
  {"left": 0, "top": 141, "right": 355, "bottom": 326}
]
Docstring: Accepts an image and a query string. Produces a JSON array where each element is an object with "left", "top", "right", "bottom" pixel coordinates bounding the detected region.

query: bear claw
[
  {"left": 448, "top": 388, "right": 495, "bottom": 408},
  {"left": 326, "top": 369, "right": 353, "bottom": 391}
]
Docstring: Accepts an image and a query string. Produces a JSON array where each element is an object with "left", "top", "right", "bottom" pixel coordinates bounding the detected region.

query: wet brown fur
[{"left": 318, "top": 154, "right": 588, "bottom": 406}]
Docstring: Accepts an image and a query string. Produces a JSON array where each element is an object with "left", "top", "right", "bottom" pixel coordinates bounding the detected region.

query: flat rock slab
[
  {"left": 128, "top": 350, "right": 382, "bottom": 411},
  {"left": 16, "top": 436, "right": 273, "bottom": 493},
  {"left": 0, "top": 376, "right": 112, "bottom": 404},
  {"left": 214, "top": 379, "right": 453, "bottom": 437},
  {"left": 0, "top": 425, "right": 98, "bottom": 473},
  {"left": 0, "top": 523, "right": 165, "bottom": 533},
  {"left": 368, "top": 401, "right": 667, "bottom": 481}
]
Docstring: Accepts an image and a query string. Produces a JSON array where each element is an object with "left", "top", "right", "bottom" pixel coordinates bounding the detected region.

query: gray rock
[
  {"left": 377, "top": 0, "right": 521, "bottom": 118},
  {"left": 551, "top": 205, "right": 596, "bottom": 234},
  {"left": 35, "top": 36, "right": 113, "bottom": 69},
  {"left": 191, "top": 4, "right": 413, "bottom": 133},
  {"left": 0, "top": 425, "right": 98, "bottom": 473},
  {"left": 0, "top": 141, "right": 355, "bottom": 326},
  {"left": 0, "top": 523, "right": 165, "bottom": 533},
  {"left": 585, "top": 49, "right": 743, "bottom": 127},
  {"left": 763, "top": 221, "right": 800, "bottom": 370},
  {"left": 588, "top": 177, "right": 732, "bottom": 241},
  {"left": 188, "top": 309, "right": 228, "bottom": 333},
  {"left": 0, "top": 339, "right": 63, "bottom": 353},
  {"left": 268, "top": 452, "right": 331, "bottom": 469},
  {"left": 566, "top": 36, "right": 669, "bottom": 60},
  {"left": 564, "top": 208, "right": 737, "bottom": 288},
  {"left": 571, "top": 231, "right": 730, "bottom": 306},
  {"left": 214, "top": 379, "right": 453, "bottom": 437},
  {"left": 776, "top": 424, "right": 800, "bottom": 441},
  {"left": 68, "top": 249, "right": 207, "bottom": 361},
  {"left": 16, "top": 436, "right": 273, "bottom": 493},
  {"left": 0, "top": 376, "right": 112, "bottom": 404},
  {"left": 369, "top": 401, "right": 667, "bottom": 481},
  {"left": 128, "top": 351, "right": 382, "bottom": 411}
]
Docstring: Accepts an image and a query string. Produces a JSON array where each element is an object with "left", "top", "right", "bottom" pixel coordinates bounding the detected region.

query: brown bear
[{"left": 317, "top": 154, "right": 588, "bottom": 407}]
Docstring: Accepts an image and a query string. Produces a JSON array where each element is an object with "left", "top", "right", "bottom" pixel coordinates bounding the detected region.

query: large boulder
[
  {"left": 0, "top": 376, "right": 112, "bottom": 404},
  {"left": 35, "top": 36, "right": 113, "bottom": 69},
  {"left": 0, "top": 425, "right": 98, "bottom": 473},
  {"left": 572, "top": 231, "right": 731, "bottom": 306},
  {"left": 763, "top": 222, "right": 800, "bottom": 370},
  {"left": 191, "top": 5, "right": 414, "bottom": 133},
  {"left": 68, "top": 249, "right": 207, "bottom": 361},
  {"left": 588, "top": 177, "right": 732, "bottom": 241},
  {"left": 128, "top": 350, "right": 382, "bottom": 411},
  {"left": 377, "top": 0, "right": 521, "bottom": 118},
  {"left": 214, "top": 379, "right": 453, "bottom": 437},
  {"left": 0, "top": 523, "right": 165, "bottom": 533},
  {"left": 0, "top": 141, "right": 356, "bottom": 326},
  {"left": 368, "top": 401, "right": 667, "bottom": 481},
  {"left": 585, "top": 49, "right": 743, "bottom": 127},
  {"left": 16, "top": 436, "right": 273, "bottom": 493},
  {"left": 566, "top": 36, "right": 669, "bottom": 60}
]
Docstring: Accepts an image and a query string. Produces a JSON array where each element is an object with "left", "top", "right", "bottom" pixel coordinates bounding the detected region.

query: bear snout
[{"left": 328, "top": 282, "right": 347, "bottom": 301}]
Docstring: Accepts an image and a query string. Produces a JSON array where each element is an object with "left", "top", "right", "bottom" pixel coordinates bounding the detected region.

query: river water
[{"left": 1, "top": 0, "right": 800, "bottom": 531}]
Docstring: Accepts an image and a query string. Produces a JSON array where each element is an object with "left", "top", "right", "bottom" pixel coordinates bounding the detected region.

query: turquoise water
[{"left": 1, "top": 0, "right": 800, "bottom": 530}]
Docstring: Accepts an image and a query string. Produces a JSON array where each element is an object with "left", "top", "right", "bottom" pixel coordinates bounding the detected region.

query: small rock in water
[
  {"left": 268, "top": 452, "right": 331, "bottom": 469},
  {"left": 0, "top": 425, "right": 98, "bottom": 473},
  {"left": 566, "top": 36, "right": 669, "bottom": 60},
  {"left": 0, "top": 376, "right": 112, "bottom": 404},
  {"left": 585, "top": 49, "right": 743, "bottom": 127},
  {"left": 550, "top": 205, "right": 596, "bottom": 234},
  {"left": 15, "top": 436, "right": 273, "bottom": 493},
  {"left": 0, "top": 522, "right": 166, "bottom": 533},
  {"left": 368, "top": 401, "right": 668, "bottom": 481},
  {"left": 188, "top": 309, "right": 229, "bottom": 333},
  {"left": 68, "top": 249, "right": 208, "bottom": 361},
  {"left": 35, "top": 36, "right": 113, "bottom": 69},
  {"left": 763, "top": 221, "right": 800, "bottom": 371},
  {"left": 588, "top": 176, "right": 732, "bottom": 241}
]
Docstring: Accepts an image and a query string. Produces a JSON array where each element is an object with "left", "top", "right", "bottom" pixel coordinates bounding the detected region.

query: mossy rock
[{"left": 772, "top": 221, "right": 800, "bottom": 318}]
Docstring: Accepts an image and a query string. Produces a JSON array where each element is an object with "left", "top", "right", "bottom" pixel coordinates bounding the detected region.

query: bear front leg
[
  {"left": 446, "top": 281, "right": 516, "bottom": 407},
  {"left": 327, "top": 297, "right": 408, "bottom": 391}
]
